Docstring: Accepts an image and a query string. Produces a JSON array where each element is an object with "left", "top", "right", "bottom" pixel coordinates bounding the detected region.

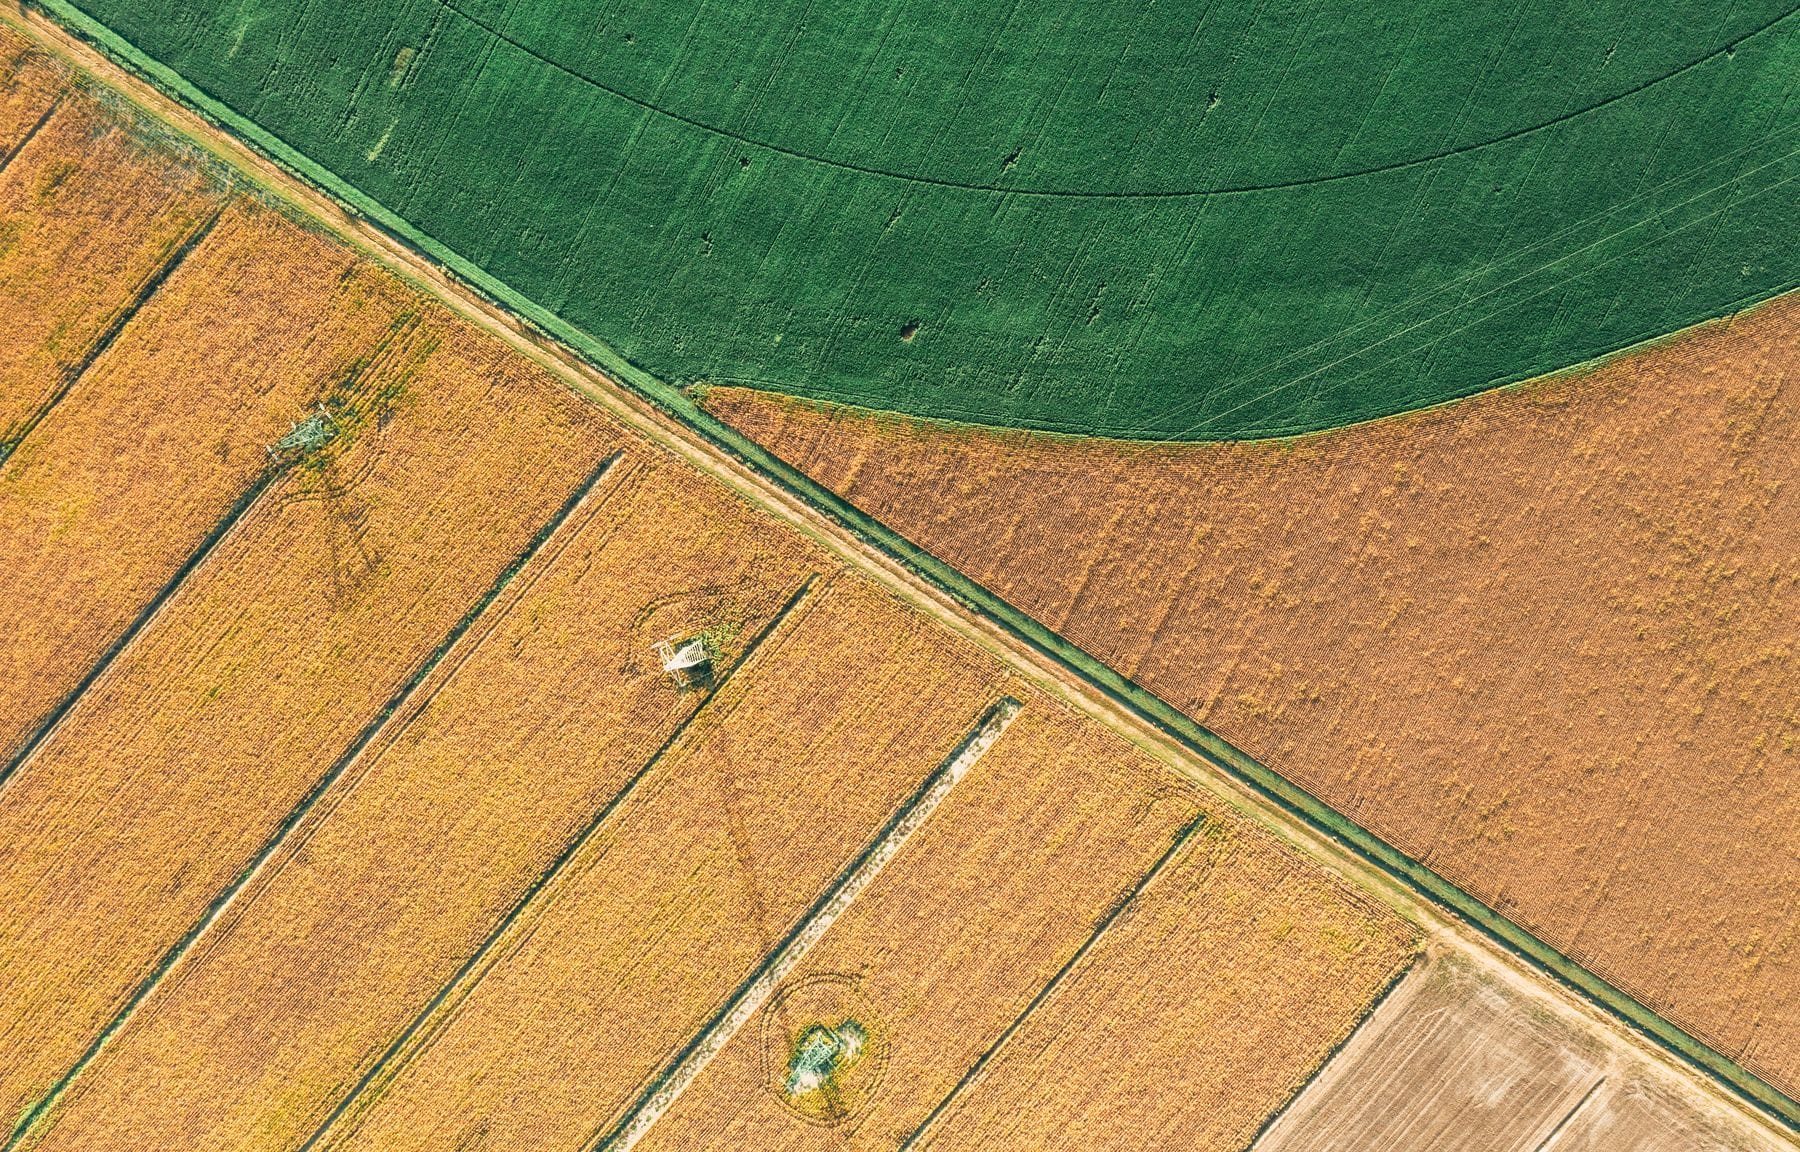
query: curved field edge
[{"left": 15, "top": 1, "right": 1796, "bottom": 1133}]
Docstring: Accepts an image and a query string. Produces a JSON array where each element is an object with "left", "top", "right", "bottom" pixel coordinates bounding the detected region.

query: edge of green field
[{"left": 25, "top": 0, "right": 1796, "bottom": 1132}]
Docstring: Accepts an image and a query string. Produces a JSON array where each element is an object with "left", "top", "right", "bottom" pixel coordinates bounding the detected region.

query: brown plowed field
[
  {"left": 0, "top": 198, "right": 413, "bottom": 758},
  {"left": 28, "top": 462, "right": 832, "bottom": 1152},
  {"left": 321, "top": 577, "right": 1011, "bottom": 1152},
  {"left": 629, "top": 701, "right": 1208, "bottom": 1151},
  {"left": 0, "top": 310, "right": 618, "bottom": 1126},
  {"left": 909, "top": 814, "right": 1416, "bottom": 1152},
  {"left": 705, "top": 293, "right": 1800, "bottom": 1089},
  {"left": 0, "top": 90, "right": 222, "bottom": 434}
]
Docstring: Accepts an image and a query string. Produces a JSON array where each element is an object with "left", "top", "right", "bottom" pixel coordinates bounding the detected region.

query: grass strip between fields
[
  {"left": 298, "top": 573, "right": 822, "bottom": 1152},
  {"left": 597, "top": 694, "right": 1024, "bottom": 1152},
  {"left": 3, "top": 450, "right": 623, "bottom": 1152},
  {"left": 896, "top": 811, "right": 1209, "bottom": 1150},
  {"left": 18, "top": 0, "right": 1799, "bottom": 1132}
]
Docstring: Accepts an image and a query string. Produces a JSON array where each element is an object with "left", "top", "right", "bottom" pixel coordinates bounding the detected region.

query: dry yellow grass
[
  {"left": 912, "top": 814, "right": 1417, "bottom": 1152},
  {"left": 27, "top": 461, "right": 836, "bottom": 1152},
  {"left": 0, "top": 91, "right": 222, "bottom": 435},
  {"left": 0, "top": 197, "right": 414, "bottom": 758},
  {"left": 0, "top": 309, "right": 619, "bottom": 1127},
  {"left": 321, "top": 576, "right": 1011, "bottom": 1152},
  {"left": 633, "top": 696, "right": 1205, "bottom": 1151}
]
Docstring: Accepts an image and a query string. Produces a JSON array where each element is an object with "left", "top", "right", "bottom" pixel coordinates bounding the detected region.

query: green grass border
[{"left": 22, "top": 0, "right": 1798, "bottom": 1132}]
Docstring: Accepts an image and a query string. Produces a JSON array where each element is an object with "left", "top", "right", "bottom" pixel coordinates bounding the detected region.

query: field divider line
[
  {"left": 300, "top": 570, "right": 825, "bottom": 1152},
  {"left": 595, "top": 694, "right": 1025, "bottom": 1152},
  {"left": 1, "top": 449, "right": 623, "bottom": 1152},
  {"left": 0, "top": 192, "right": 228, "bottom": 457},
  {"left": 1529, "top": 1076, "right": 1610, "bottom": 1152},
  {"left": 895, "top": 810, "right": 1207, "bottom": 1151},
  {"left": 0, "top": 87, "right": 61, "bottom": 177}
]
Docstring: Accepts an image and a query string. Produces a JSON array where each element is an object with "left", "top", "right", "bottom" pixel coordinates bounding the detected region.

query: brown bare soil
[
  {"left": 705, "top": 294, "right": 1800, "bottom": 1090},
  {"left": 25, "top": 461, "right": 836, "bottom": 1152},
  {"left": 320, "top": 576, "right": 1012, "bottom": 1152},
  {"left": 911, "top": 808, "right": 1417, "bottom": 1151},
  {"left": 0, "top": 309, "right": 620, "bottom": 1126},
  {"left": 0, "top": 90, "right": 222, "bottom": 435},
  {"left": 0, "top": 198, "right": 413, "bottom": 758},
  {"left": 629, "top": 700, "right": 1209, "bottom": 1151}
]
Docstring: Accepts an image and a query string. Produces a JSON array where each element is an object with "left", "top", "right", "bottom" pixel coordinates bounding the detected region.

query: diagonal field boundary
[
  {"left": 3, "top": 450, "right": 623, "bottom": 1152},
  {"left": 0, "top": 192, "right": 228, "bottom": 459},
  {"left": 299, "top": 572, "right": 825, "bottom": 1152},
  {"left": 17, "top": 3, "right": 1799, "bottom": 1131},
  {"left": 0, "top": 88, "right": 62, "bottom": 177},
  {"left": 896, "top": 811, "right": 1207, "bottom": 1150},
  {"left": 596, "top": 695, "right": 1024, "bottom": 1152}
]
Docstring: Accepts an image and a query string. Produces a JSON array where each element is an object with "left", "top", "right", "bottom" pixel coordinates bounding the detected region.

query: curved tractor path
[{"left": 51, "top": 0, "right": 1800, "bottom": 438}]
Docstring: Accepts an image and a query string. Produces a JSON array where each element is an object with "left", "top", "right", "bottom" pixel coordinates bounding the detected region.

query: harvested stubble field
[
  {"left": 0, "top": 195, "right": 416, "bottom": 760},
  {"left": 911, "top": 811, "right": 1417, "bottom": 1152},
  {"left": 706, "top": 292, "right": 1800, "bottom": 1091},
  {"left": 1252, "top": 952, "right": 1783, "bottom": 1152},
  {"left": 0, "top": 70, "right": 223, "bottom": 437},
  {"left": 24, "top": 459, "right": 837, "bottom": 1152},
  {"left": 0, "top": 305, "right": 620, "bottom": 1129},
  {"left": 318, "top": 575, "right": 1014, "bottom": 1152},
  {"left": 634, "top": 695, "right": 1414, "bottom": 1152}
]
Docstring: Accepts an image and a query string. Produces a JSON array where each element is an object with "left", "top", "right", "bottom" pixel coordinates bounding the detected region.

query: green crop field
[{"left": 63, "top": 0, "right": 1800, "bottom": 438}]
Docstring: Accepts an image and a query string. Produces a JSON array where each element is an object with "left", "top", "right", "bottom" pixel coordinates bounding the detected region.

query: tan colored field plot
[
  {"left": 27, "top": 460, "right": 833, "bottom": 1152},
  {"left": 0, "top": 89, "right": 222, "bottom": 436},
  {"left": 0, "top": 197, "right": 413, "bottom": 759},
  {"left": 1253, "top": 953, "right": 1603, "bottom": 1152},
  {"left": 320, "top": 577, "right": 1012, "bottom": 1152},
  {"left": 632, "top": 697, "right": 1208, "bottom": 1151},
  {"left": 0, "top": 310, "right": 618, "bottom": 1126},
  {"left": 1252, "top": 952, "right": 1784, "bottom": 1152},
  {"left": 909, "top": 814, "right": 1416, "bottom": 1152},
  {"left": 707, "top": 293, "right": 1800, "bottom": 1090}
]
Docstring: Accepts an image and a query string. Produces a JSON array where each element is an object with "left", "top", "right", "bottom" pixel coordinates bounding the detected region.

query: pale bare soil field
[
  {"left": 0, "top": 197, "right": 414, "bottom": 759},
  {"left": 707, "top": 295, "right": 1800, "bottom": 1089},
  {"left": 0, "top": 76, "right": 222, "bottom": 436},
  {"left": 0, "top": 310, "right": 619, "bottom": 1126},
  {"left": 1252, "top": 951, "right": 1785, "bottom": 1152},
  {"left": 321, "top": 576, "right": 1013, "bottom": 1152},
  {"left": 23, "top": 461, "right": 832, "bottom": 1152}
]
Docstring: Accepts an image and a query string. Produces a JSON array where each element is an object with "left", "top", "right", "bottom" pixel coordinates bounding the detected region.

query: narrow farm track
[{"left": 431, "top": 0, "right": 1800, "bottom": 199}]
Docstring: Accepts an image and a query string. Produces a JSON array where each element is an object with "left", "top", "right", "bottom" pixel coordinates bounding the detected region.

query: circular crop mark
[{"left": 759, "top": 974, "right": 888, "bottom": 1126}]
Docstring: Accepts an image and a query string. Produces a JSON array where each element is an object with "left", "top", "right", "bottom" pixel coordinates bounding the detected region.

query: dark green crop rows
[{"left": 66, "top": 0, "right": 1800, "bottom": 437}]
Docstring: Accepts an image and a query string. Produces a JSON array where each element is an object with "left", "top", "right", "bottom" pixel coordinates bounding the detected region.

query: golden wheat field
[
  {"left": 0, "top": 301, "right": 619, "bottom": 1126},
  {"left": 0, "top": 197, "right": 413, "bottom": 759},
  {"left": 320, "top": 576, "right": 1014, "bottom": 1152},
  {"left": 25, "top": 461, "right": 835, "bottom": 1152},
  {"left": 631, "top": 698, "right": 1208, "bottom": 1151}
]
